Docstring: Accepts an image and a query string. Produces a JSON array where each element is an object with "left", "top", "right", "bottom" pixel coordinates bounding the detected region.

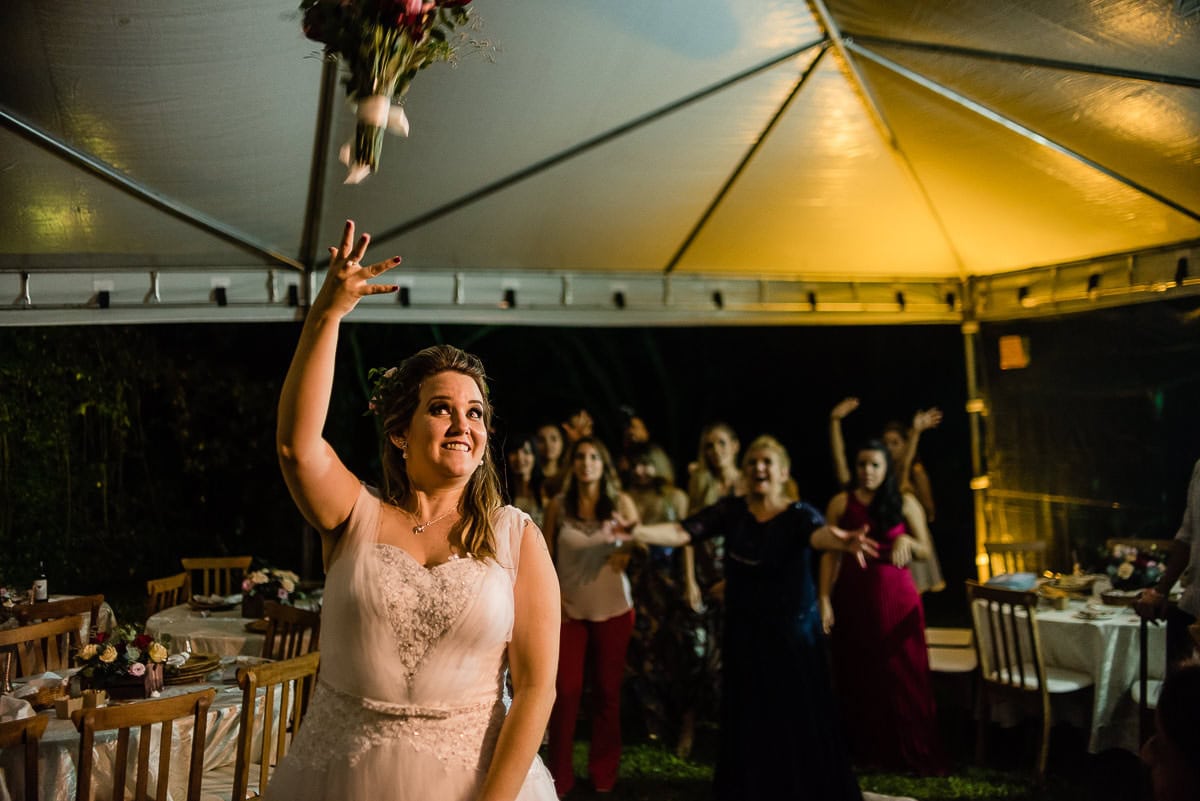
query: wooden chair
[
  {"left": 261, "top": 601, "right": 321, "bottom": 661},
  {"left": 984, "top": 540, "right": 1048, "bottom": 577},
  {"left": 180, "top": 556, "right": 252, "bottom": 598},
  {"left": 0, "top": 714, "right": 49, "bottom": 801},
  {"left": 201, "top": 652, "right": 320, "bottom": 801},
  {"left": 72, "top": 687, "right": 215, "bottom": 801},
  {"left": 16, "top": 593, "right": 106, "bottom": 638},
  {"left": 0, "top": 615, "right": 83, "bottom": 677},
  {"left": 966, "top": 580, "right": 1093, "bottom": 783},
  {"left": 926, "top": 627, "right": 978, "bottom": 674},
  {"left": 146, "top": 572, "right": 189, "bottom": 616}
]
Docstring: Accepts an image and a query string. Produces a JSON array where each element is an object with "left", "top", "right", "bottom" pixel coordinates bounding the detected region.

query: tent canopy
[{"left": 2, "top": 0, "right": 1198, "bottom": 325}]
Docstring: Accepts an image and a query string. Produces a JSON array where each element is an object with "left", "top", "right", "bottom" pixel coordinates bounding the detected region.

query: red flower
[
  {"left": 133, "top": 634, "right": 152, "bottom": 648},
  {"left": 94, "top": 631, "right": 108, "bottom": 644}
]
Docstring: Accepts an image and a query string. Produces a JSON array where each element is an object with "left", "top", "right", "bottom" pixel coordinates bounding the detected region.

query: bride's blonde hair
[{"left": 370, "top": 345, "right": 502, "bottom": 560}]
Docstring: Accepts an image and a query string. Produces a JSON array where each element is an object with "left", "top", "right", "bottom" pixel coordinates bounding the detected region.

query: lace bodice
[{"left": 265, "top": 486, "right": 558, "bottom": 801}]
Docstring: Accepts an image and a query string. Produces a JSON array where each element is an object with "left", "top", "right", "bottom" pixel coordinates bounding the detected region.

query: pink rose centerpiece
[
  {"left": 241, "top": 566, "right": 304, "bottom": 619},
  {"left": 300, "top": 0, "right": 478, "bottom": 183}
]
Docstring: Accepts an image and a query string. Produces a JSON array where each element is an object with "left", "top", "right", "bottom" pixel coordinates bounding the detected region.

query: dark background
[{"left": 2, "top": 296, "right": 1197, "bottom": 627}]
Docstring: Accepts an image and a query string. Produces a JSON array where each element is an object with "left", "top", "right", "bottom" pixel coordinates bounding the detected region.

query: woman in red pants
[{"left": 543, "top": 437, "right": 639, "bottom": 797}]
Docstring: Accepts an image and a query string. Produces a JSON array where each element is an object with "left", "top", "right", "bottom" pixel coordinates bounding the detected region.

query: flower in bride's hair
[{"left": 367, "top": 365, "right": 401, "bottom": 416}]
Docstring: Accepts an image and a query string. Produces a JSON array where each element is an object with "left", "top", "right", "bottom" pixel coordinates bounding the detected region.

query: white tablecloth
[
  {"left": 0, "top": 681, "right": 252, "bottom": 801},
  {"left": 975, "top": 598, "right": 1165, "bottom": 754},
  {"left": 146, "top": 605, "right": 265, "bottom": 659}
]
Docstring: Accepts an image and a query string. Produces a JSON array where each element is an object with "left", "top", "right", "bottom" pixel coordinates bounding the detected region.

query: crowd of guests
[{"left": 501, "top": 400, "right": 952, "bottom": 796}]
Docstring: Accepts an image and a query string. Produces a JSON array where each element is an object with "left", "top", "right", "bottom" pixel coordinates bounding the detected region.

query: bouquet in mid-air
[{"left": 300, "top": 0, "right": 478, "bottom": 183}]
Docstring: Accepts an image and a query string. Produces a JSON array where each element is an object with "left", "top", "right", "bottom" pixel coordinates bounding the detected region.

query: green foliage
[{"left": 0, "top": 326, "right": 306, "bottom": 598}]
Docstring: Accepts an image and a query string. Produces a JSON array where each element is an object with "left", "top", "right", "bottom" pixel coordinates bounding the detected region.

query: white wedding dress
[{"left": 265, "top": 485, "right": 558, "bottom": 801}]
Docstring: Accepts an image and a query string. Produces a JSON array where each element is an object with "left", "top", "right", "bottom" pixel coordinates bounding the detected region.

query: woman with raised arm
[
  {"left": 819, "top": 439, "right": 946, "bottom": 776},
  {"left": 629, "top": 435, "right": 877, "bottom": 801},
  {"left": 267, "top": 220, "right": 559, "bottom": 801},
  {"left": 830, "top": 399, "right": 945, "bottom": 593}
]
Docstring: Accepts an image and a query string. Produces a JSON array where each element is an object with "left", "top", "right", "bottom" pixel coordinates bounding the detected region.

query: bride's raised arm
[{"left": 276, "top": 220, "right": 401, "bottom": 533}]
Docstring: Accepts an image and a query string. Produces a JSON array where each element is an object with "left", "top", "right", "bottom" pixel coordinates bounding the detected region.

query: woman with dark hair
[
  {"left": 830, "top": 399, "right": 945, "bottom": 593},
  {"left": 504, "top": 434, "right": 544, "bottom": 528},
  {"left": 819, "top": 439, "right": 945, "bottom": 776},
  {"left": 627, "top": 435, "right": 879, "bottom": 801},
  {"left": 533, "top": 421, "right": 566, "bottom": 506},
  {"left": 268, "top": 221, "right": 559, "bottom": 801},
  {"left": 543, "top": 436, "right": 639, "bottom": 796}
]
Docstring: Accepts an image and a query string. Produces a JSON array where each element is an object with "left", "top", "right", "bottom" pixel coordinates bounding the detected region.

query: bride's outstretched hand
[
  {"left": 831, "top": 524, "right": 878, "bottom": 568},
  {"left": 315, "top": 219, "right": 401, "bottom": 317}
]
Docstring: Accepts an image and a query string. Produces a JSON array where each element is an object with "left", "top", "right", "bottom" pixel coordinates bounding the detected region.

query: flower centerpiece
[
  {"left": 1101, "top": 542, "right": 1169, "bottom": 591},
  {"left": 241, "top": 566, "right": 304, "bottom": 619},
  {"left": 299, "top": 0, "right": 478, "bottom": 183},
  {"left": 76, "top": 625, "right": 169, "bottom": 699}
]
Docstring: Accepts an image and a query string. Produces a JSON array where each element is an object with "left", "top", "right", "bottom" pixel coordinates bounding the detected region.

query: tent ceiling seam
[
  {"left": 843, "top": 33, "right": 1200, "bottom": 89},
  {"left": 0, "top": 105, "right": 304, "bottom": 272},
  {"left": 810, "top": 0, "right": 897, "bottom": 148},
  {"left": 845, "top": 43, "right": 1200, "bottom": 225},
  {"left": 367, "top": 38, "right": 830, "bottom": 249},
  {"left": 662, "top": 45, "right": 831, "bottom": 274}
]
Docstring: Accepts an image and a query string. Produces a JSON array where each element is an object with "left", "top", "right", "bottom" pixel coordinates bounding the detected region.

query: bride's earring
[{"left": 391, "top": 434, "right": 408, "bottom": 459}]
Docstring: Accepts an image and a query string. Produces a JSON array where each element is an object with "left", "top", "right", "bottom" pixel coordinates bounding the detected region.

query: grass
[{"left": 550, "top": 700, "right": 1148, "bottom": 801}]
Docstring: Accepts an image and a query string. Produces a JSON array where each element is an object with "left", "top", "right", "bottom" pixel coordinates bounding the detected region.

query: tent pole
[{"left": 962, "top": 308, "right": 990, "bottom": 581}]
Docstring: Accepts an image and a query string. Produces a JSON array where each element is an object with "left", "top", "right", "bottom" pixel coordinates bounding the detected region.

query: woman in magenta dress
[{"left": 819, "top": 438, "right": 946, "bottom": 775}]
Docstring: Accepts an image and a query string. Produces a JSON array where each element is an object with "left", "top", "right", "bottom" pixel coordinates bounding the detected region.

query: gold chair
[
  {"left": 72, "top": 687, "right": 215, "bottom": 801},
  {"left": 201, "top": 652, "right": 320, "bottom": 801},
  {"left": 146, "top": 572, "right": 189, "bottom": 616},
  {"left": 261, "top": 601, "right": 321, "bottom": 661},
  {"left": 180, "top": 556, "right": 252, "bottom": 598},
  {"left": 0, "top": 615, "right": 83, "bottom": 677},
  {"left": 926, "top": 627, "right": 978, "bottom": 674},
  {"left": 984, "top": 540, "right": 1048, "bottom": 577},
  {"left": 966, "top": 580, "right": 1092, "bottom": 782},
  {"left": 0, "top": 714, "right": 49, "bottom": 801}
]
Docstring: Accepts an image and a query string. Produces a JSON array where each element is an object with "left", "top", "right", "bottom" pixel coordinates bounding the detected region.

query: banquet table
[
  {"left": 146, "top": 605, "right": 266, "bottom": 658},
  {"left": 0, "top": 675, "right": 262, "bottom": 801},
  {"left": 974, "top": 596, "right": 1165, "bottom": 754},
  {"left": 146, "top": 598, "right": 320, "bottom": 659}
]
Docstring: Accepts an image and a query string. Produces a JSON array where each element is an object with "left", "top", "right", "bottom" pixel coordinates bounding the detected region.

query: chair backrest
[
  {"left": 146, "top": 572, "right": 189, "bottom": 616},
  {"left": 0, "top": 615, "right": 84, "bottom": 677},
  {"left": 232, "top": 651, "right": 320, "bottom": 801},
  {"left": 965, "top": 580, "right": 1048, "bottom": 699},
  {"left": 72, "top": 687, "right": 215, "bottom": 801},
  {"left": 179, "top": 556, "right": 252, "bottom": 598},
  {"left": 984, "top": 540, "right": 1048, "bottom": 577},
  {"left": 261, "top": 601, "right": 321, "bottom": 661},
  {"left": 16, "top": 594, "right": 105, "bottom": 637},
  {"left": 0, "top": 714, "right": 49, "bottom": 801}
]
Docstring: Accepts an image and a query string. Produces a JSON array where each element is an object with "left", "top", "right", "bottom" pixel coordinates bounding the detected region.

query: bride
[{"left": 267, "top": 220, "right": 560, "bottom": 801}]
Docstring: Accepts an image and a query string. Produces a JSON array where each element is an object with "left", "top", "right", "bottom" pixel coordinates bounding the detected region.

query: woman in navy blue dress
[{"left": 628, "top": 435, "right": 876, "bottom": 800}]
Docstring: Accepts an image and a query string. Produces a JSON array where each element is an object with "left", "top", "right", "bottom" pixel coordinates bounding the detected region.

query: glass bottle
[{"left": 33, "top": 561, "right": 48, "bottom": 601}]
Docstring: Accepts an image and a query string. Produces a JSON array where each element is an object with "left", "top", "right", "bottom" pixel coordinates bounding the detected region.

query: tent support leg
[{"left": 962, "top": 316, "right": 990, "bottom": 581}]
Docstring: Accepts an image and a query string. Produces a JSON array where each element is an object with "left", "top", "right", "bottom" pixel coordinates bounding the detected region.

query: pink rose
[
  {"left": 278, "top": 587, "right": 290, "bottom": 600},
  {"left": 128, "top": 662, "right": 146, "bottom": 677}
]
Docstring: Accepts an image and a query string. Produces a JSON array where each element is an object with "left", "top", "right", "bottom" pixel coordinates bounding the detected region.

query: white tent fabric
[{"left": 1, "top": 0, "right": 1198, "bottom": 325}]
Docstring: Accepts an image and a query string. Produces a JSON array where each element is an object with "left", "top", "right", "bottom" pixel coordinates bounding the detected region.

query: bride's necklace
[{"left": 408, "top": 508, "right": 456, "bottom": 534}]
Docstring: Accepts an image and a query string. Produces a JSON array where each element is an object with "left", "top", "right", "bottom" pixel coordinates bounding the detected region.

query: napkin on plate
[
  {"left": 0, "top": 694, "right": 34, "bottom": 721},
  {"left": 11, "top": 671, "right": 66, "bottom": 698}
]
